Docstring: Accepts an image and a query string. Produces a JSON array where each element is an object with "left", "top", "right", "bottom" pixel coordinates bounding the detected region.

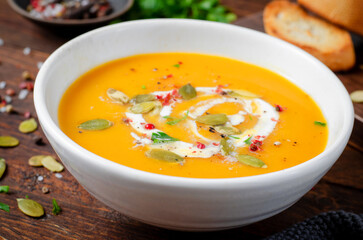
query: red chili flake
[
  {"left": 26, "top": 82, "right": 34, "bottom": 91},
  {"left": 156, "top": 95, "right": 163, "bottom": 100},
  {"left": 145, "top": 123, "right": 155, "bottom": 130},
  {"left": 24, "top": 111, "right": 31, "bottom": 119},
  {"left": 171, "top": 89, "right": 178, "bottom": 96},
  {"left": 192, "top": 151, "right": 197, "bottom": 153},
  {"left": 196, "top": 142, "right": 206, "bottom": 149},
  {"left": 19, "top": 82, "right": 27, "bottom": 89},
  {"left": 249, "top": 144, "right": 259, "bottom": 152},
  {"left": 0, "top": 100, "right": 6, "bottom": 107},
  {"left": 167, "top": 74, "right": 173, "bottom": 78},
  {"left": 275, "top": 104, "right": 284, "bottom": 112},
  {"left": 140, "top": 122, "right": 145, "bottom": 125},
  {"left": 162, "top": 93, "right": 172, "bottom": 106},
  {"left": 215, "top": 85, "right": 224, "bottom": 93},
  {"left": 212, "top": 142, "right": 219, "bottom": 146},
  {"left": 178, "top": 61, "right": 183, "bottom": 65},
  {"left": 271, "top": 118, "right": 279, "bottom": 122}
]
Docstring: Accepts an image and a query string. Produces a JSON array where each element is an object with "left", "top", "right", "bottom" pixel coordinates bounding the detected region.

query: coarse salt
[
  {"left": 0, "top": 38, "right": 4, "bottom": 46},
  {"left": 18, "top": 89, "right": 29, "bottom": 100},
  {"left": 37, "top": 176, "right": 44, "bottom": 182},
  {"left": 23, "top": 47, "right": 31, "bottom": 55},
  {"left": 55, "top": 173, "right": 63, "bottom": 179},
  {"left": 37, "top": 61, "right": 43, "bottom": 69},
  {"left": 4, "top": 95, "right": 12, "bottom": 103},
  {"left": 0, "top": 81, "right": 6, "bottom": 89}
]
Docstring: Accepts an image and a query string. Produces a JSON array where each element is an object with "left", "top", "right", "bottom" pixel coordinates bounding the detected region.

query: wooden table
[{"left": 0, "top": 1, "right": 362, "bottom": 239}]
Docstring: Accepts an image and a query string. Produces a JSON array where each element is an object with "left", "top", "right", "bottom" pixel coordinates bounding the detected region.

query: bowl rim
[
  {"left": 7, "top": 0, "right": 134, "bottom": 26},
  {"left": 34, "top": 19, "right": 354, "bottom": 188}
]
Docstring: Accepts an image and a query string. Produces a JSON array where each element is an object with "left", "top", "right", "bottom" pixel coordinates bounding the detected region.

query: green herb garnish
[
  {"left": 52, "top": 198, "right": 61, "bottom": 215},
  {"left": 0, "top": 186, "right": 9, "bottom": 193},
  {"left": 244, "top": 136, "right": 252, "bottom": 144},
  {"left": 141, "top": 85, "right": 146, "bottom": 89},
  {"left": 151, "top": 132, "right": 179, "bottom": 143},
  {"left": 164, "top": 111, "right": 189, "bottom": 125},
  {"left": 314, "top": 121, "right": 326, "bottom": 127},
  {"left": 173, "top": 64, "right": 180, "bottom": 68},
  {"left": 229, "top": 136, "right": 240, "bottom": 139},
  {"left": 25, "top": 195, "right": 29, "bottom": 199},
  {"left": 0, "top": 202, "right": 9, "bottom": 212}
]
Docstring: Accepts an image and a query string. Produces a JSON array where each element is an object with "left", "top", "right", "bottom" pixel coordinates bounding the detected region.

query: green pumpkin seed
[
  {"left": 228, "top": 89, "right": 260, "bottom": 98},
  {"left": 196, "top": 114, "right": 228, "bottom": 126},
  {"left": 130, "top": 101, "right": 157, "bottom": 114},
  {"left": 18, "top": 118, "right": 37, "bottom": 133},
  {"left": 179, "top": 83, "right": 197, "bottom": 100},
  {"left": 17, "top": 198, "right": 44, "bottom": 217},
  {"left": 150, "top": 101, "right": 162, "bottom": 115},
  {"left": 41, "top": 156, "right": 64, "bottom": 172},
  {"left": 237, "top": 154, "right": 267, "bottom": 168},
  {"left": 132, "top": 94, "right": 155, "bottom": 103},
  {"left": 220, "top": 138, "right": 234, "bottom": 156},
  {"left": 0, "top": 158, "right": 6, "bottom": 179},
  {"left": 214, "top": 126, "right": 241, "bottom": 135},
  {"left": 0, "top": 136, "right": 19, "bottom": 147},
  {"left": 107, "top": 88, "right": 129, "bottom": 104},
  {"left": 78, "top": 119, "right": 113, "bottom": 130},
  {"left": 28, "top": 155, "right": 47, "bottom": 167},
  {"left": 145, "top": 149, "right": 184, "bottom": 163}
]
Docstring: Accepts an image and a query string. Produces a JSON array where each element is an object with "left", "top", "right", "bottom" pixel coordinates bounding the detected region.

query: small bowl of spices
[{"left": 7, "top": 0, "right": 133, "bottom": 27}]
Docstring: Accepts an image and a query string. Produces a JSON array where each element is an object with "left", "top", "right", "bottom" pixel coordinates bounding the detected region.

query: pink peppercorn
[
  {"left": 196, "top": 142, "right": 206, "bottom": 149},
  {"left": 6, "top": 88, "right": 15, "bottom": 96},
  {"left": 24, "top": 111, "right": 31, "bottom": 119},
  {"left": 145, "top": 123, "right": 155, "bottom": 130}
]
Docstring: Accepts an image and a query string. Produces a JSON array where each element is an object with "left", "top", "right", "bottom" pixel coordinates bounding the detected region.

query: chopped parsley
[
  {"left": 229, "top": 136, "right": 240, "bottom": 139},
  {"left": 151, "top": 132, "right": 179, "bottom": 143},
  {"left": 314, "top": 121, "right": 326, "bottom": 127},
  {"left": 0, "top": 186, "right": 9, "bottom": 193},
  {"left": 164, "top": 111, "right": 189, "bottom": 125},
  {"left": 52, "top": 198, "right": 62, "bottom": 215},
  {"left": 0, "top": 202, "right": 9, "bottom": 212},
  {"left": 244, "top": 136, "right": 252, "bottom": 145},
  {"left": 141, "top": 85, "right": 146, "bottom": 89},
  {"left": 173, "top": 64, "right": 180, "bottom": 68}
]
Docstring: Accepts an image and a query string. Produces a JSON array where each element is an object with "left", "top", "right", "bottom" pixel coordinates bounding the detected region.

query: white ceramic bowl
[{"left": 34, "top": 19, "right": 354, "bottom": 231}]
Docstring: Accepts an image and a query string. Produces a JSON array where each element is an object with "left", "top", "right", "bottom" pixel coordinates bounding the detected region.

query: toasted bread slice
[{"left": 263, "top": 1, "right": 355, "bottom": 71}]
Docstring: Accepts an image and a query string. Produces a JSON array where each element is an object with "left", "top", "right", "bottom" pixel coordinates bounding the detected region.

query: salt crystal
[
  {"left": 0, "top": 81, "right": 6, "bottom": 89},
  {"left": 55, "top": 173, "right": 63, "bottom": 179},
  {"left": 4, "top": 95, "right": 12, "bottom": 103},
  {"left": 274, "top": 141, "right": 281, "bottom": 146},
  {"left": 37, "top": 61, "right": 43, "bottom": 69},
  {"left": 0, "top": 38, "right": 3, "bottom": 46},
  {"left": 23, "top": 47, "right": 31, "bottom": 56},
  {"left": 18, "top": 89, "right": 29, "bottom": 100},
  {"left": 37, "top": 176, "right": 44, "bottom": 182},
  {"left": 0, "top": 107, "right": 6, "bottom": 113}
]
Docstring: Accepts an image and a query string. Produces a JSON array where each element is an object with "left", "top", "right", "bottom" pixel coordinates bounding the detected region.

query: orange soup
[{"left": 58, "top": 53, "right": 328, "bottom": 178}]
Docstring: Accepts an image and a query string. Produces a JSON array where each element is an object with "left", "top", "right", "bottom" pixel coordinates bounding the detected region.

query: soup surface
[{"left": 58, "top": 53, "right": 328, "bottom": 178}]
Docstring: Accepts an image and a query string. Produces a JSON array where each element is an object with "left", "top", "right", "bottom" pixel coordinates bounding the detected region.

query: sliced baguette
[
  {"left": 298, "top": 0, "right": 363, "bottom": 36},
  {"left": 263, "top": 0, "right": 355, "bottom": 71}
]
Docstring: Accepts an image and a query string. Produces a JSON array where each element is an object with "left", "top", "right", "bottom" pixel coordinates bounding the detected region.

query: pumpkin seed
[
  {"left": 350, "top": 90, "right": 363, "bottom": 103},
  {"left": 78, "top": 119, "right": 113, "bottom": 130},
  {"left": 41, "top": 156, "right": 64, "bottom": 172},
  {"left": 145, "top": 149, "right": 184, "bottom": 163},
  {"left": 28, "top": 155, "right": 47, "bottom": 167},
  {"left": 220, "top": 138, "right": 234, "bottom": 155},
  {"left": 237, "top": 154, "right": 267, "bottom": 168},
  {"left": 107, "top": 88, "right": 129, "bottom": 104},
  {"left": 214, "top": 126, "right": 241, "bottom": 135},
  {"left": 0, "top": 158, "right": 6, "bottom": 179},
  {"left": 179, "top": 83, "right": 197, "bottom": 100},
  {"left": 0, "top": 136, "right": 19, "bottom": 147},
  {"left": 18, "top": 118, "right": 37, "bottom": 133},
  {"left": 150, "top": 101, "right": 162, "bottom": 115},
  {"left": 196, "top": 114, "right": 228, "bottom": 126},
  {"left": 228, "top": 89, "right": 260, "bottom": 98},
  {"left": 17, "top": 198, "right": 44, "bottom": 217},
  {"left": 130, "top": 101, "right": 157, "bottom": 114},
  {"left": 132, "top": 94, "right": 155, "bottom": 103}
]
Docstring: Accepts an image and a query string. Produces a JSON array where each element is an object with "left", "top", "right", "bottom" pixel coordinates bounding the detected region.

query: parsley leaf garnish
[
  {"left": 244, "top": 136, "right": 252, "bottom": 145},
  {"left": 151, "top": 132, "right": 179, "bottom": 143},
  {"left": 164, "top": 111, "right": 189, "bottom": 125},
  {"left": 173, "top": 64, "right": 180, "bottom": 68},
  {"left": 314, "top": 121, "right": 326, "bottom": 127},
  {"left": 0, "top": 186, "right": 9, "bottom": 193},
  {"left": 0, "top": 202, "right": 9, "bottom": 212},
  {"left": 52, "top": 198, "right": 62, "bottom": 215},
  {"left": 229, "top": 136, "right": 240, "bottom": 139}
]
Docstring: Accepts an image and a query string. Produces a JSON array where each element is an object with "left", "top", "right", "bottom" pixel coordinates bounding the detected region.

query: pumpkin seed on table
[
  {"left": 132, "top": 94, "right": 155, "bottom": 103},
  {"left": 41, "top": 156, "right": 64, "bottom": 172},
  {"left": 130, "top": 101, "right": 157, "bottom": 114},
  {"left": 179, "top": 83, "right": 197, "bottom": 100},
  {"left": 0, "top": 158, "right": 6, "bottom": 179},
  {"left": 19, "top": 118, "right": 37, "bottom": 133},
  {"left": 28, "top": 155, "right": 47, "bottom": 167},
  {"left": 237, "top": 154, "right": 267, "bottom": 168},
  {"left": 17, "top": 198, "right": 44, "bottom": 217},
  {"left": 107, "top": 88, "right": 129, "bottom": 104},
  {"left": 196, "top": 114, "right": 228, "bottom": 126},
  {"left": 214, "top": 126, "right": 241, "bottom": 135},
  {"left": 220, "top": 138, "right": 234, "bottom": 156},
  {"left": 227, "top": 89, "right": 260, "bottom": 98},
  {"left": 78, "top": 119, "right": 113, "bottom": 130},
  {"left": 350, "top": 90, "right": 363, "bottom": 103},
  {"left": 145, "top": 149, "right": 184, "bottom": 163},
  {"left": 0, "top": 136, "right": 19, "bottom": 147}
]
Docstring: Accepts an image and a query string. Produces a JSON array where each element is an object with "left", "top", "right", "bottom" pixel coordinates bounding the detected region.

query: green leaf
[
  {"left": 229, "top": 136, "right": 240, "bottom": 139},
  {"left": 164, "top": 111, "right": 189, "bottom": 125},
  {"left": 314, "top": 121, "right": 326, "bottom": 127},
  {"left": 151, "top": 132, "right": 179, "bottom": 143},
  {"left": 244, "top": 136, "right": 252, "bottom": 145},
  {"left": 0, "top": 202, "right": 9, "bottom": 212},
  {"left": 0, "top": 186, "right": 9, "bottom": 193},
  {"left": 173, "top": 64, "right": 180, "bottom": 68},
  {"left": 52, "top": 199, "right": 62, "bottom": 215}
]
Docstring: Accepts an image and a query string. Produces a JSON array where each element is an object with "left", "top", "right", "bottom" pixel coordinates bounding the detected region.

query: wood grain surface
[{"left": 0, "top": 1, "right": 362, "bottom": 239}]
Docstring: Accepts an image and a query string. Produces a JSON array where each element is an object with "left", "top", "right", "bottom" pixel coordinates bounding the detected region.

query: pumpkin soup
[{"left": 58, "top": 53, "right": 328, "bottom": 178}]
